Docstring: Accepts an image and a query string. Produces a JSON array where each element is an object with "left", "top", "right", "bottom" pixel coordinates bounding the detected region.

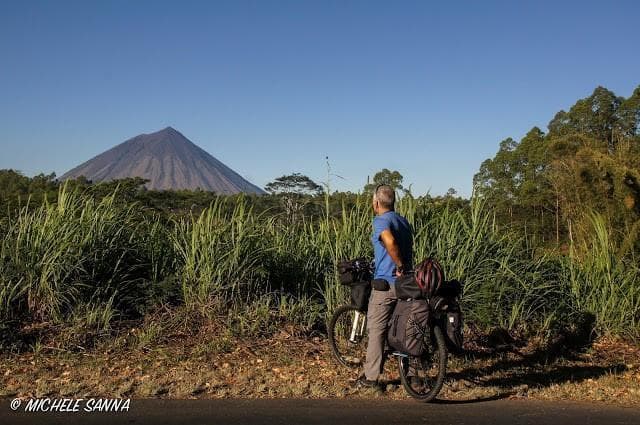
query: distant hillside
[{"left": 60, "top": 127, "right": 264, "bottom": 194}]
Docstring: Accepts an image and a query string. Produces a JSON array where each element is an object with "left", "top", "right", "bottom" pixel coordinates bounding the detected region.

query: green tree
[
  {"left": 0, "top": 169, "right": 59, "bottom": 215},
  {"left": 364, "top": 168, "right": 409, "bottom": 195},
  {"left": 264, "top": 173, "right": 324, "bottom": 196},
  {"left": 548, "top": 86, "right": 625, "bottom": 152},
  {"left": 617, "top": 86, "right": 640, "bottom": 139},
  {"left": 474, "top": 137, "right": 520, "bottom": 219},
  {"left": 475, "top": 84, "right": 640, "bottom": 248}
]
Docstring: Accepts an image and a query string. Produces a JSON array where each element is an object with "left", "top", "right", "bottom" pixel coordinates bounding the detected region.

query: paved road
[{"left": 2, "top": 398, "right": 639, "bottom": 425}]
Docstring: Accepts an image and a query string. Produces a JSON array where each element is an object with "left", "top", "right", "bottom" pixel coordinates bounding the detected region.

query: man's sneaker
[{"left": 355, "top": 374, "right": 381, "bottom": 390}]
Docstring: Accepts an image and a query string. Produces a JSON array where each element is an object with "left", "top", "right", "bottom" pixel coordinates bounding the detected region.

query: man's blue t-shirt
[{"left": 371, "top": 211, "right": 413, "bottom": 284}]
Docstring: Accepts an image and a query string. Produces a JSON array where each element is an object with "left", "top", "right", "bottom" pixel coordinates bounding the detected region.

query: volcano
[{"left": 60, "top": 127, "right": 264, "bottom": 194}]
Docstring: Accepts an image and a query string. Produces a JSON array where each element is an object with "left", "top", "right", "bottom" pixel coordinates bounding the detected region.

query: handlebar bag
[
  {"left": 350, "top": 281, "right": 371, "bottom": 312},
  {"left": 338, "top": 258, "right": 371, "bottom": 285}
]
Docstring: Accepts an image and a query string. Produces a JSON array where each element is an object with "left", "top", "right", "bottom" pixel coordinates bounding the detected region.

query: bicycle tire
[
  {"left": 397, "top": 325, "right": 447, "bottom": 402},
  {"left": 327, "top": 304, "right": 368, "bottom": 368}
]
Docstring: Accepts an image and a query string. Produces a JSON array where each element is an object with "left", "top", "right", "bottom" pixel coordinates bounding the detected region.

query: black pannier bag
[
  {"left": 394, "top": 274, "right": 422, "bottom": 300},
  {"left": 435, "top": 279, "right": 464, "bottom": 354},
  {"left": 445, "top": 307, "right": 464, "bottom": 354},
  {"left": 387, "top": 299, "right": 430, "bottom": 356},
  {"left": 437, "top": 278, "right": 462, "bottom": 298}
]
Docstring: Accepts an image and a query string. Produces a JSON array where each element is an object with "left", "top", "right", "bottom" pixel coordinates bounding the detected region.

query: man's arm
[{"left": 379, "top": 229, "right": 404, "bottom": 276}]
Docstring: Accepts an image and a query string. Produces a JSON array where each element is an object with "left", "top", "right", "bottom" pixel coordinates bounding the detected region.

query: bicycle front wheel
[
  {"left": 397, "top": 325, "right": 447, "bottom": 402},
  {"left": 327, "top": 305, "right": 368, "bottom": 368}
]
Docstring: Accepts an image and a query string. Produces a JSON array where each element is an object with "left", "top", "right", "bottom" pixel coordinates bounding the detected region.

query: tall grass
[
  {"left": 1, "top": 187, "right": 638, "bottom": 349},
  {"left": 317, "top": 198, "right": 373, "bottom": 313},
  {"left": 0, "top": 184, "right": 165, "bottom": 328},
  {"left": 406, "top": 198, "right": 568, "bottom": 331},
  {"left": 171, "top": 197, "right": 267, "bottom": 308},
  {"left": 563, "top": 213, "right": 640, "bottom": 339}
]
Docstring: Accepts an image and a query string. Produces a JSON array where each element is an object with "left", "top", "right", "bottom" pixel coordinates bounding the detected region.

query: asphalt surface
[{"left": 2, "top": 398, "right": 639, "bottom": 425}]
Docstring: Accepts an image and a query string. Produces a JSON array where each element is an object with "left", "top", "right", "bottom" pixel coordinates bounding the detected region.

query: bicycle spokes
[{"left": 329, "top": 305, "right": 369, "bottom": 368}]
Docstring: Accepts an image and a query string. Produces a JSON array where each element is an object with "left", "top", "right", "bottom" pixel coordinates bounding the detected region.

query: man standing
[{"left": 357, "top": 184, "right": 413, "bottom": 388}]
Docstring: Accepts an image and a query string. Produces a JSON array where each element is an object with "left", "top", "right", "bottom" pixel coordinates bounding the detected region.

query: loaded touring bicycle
[{"left": 328, "top": 257, "right": 463, "bottom": 402}]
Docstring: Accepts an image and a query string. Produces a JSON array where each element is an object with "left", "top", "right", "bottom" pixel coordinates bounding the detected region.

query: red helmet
[{"left": 414, "top": 257, "right": 445, "bottom": 297}]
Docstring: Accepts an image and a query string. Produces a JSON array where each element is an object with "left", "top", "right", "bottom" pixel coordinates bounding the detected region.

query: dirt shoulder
[{"left": 1, "top": 326, "right": 638, "bottom": 406}]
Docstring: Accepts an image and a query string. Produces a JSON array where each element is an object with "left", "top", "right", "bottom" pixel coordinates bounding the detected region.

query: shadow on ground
[{"left": 388, "top": 314, "right": 629, "bottom": 404}]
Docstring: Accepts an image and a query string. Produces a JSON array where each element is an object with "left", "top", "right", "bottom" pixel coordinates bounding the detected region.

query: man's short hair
[{"left": 374, "top": 184, "right": 395, "bottom": 210}]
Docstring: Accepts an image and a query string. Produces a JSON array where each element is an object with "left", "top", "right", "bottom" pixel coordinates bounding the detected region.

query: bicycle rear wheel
[
  {"left": 328, "top": 305, "right": 368, "bottom": 368},
  {"left": 397, "top": 325, "right": 447, "bottom": 402}
]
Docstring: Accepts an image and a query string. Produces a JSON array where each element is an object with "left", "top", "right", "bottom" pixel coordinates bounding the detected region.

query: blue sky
[{"left": 1, "top": 0, "right": 638, "bottom": 197}]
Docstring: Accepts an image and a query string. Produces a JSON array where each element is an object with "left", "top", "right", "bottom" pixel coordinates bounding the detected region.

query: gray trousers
[{"left": 364, "top": 286, "right": 397, "bottom": 381}]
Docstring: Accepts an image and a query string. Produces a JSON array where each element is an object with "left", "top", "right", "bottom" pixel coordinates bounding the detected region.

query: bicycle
[{"left": 327, "top": 278, "right": 449, "bottom": 402}]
